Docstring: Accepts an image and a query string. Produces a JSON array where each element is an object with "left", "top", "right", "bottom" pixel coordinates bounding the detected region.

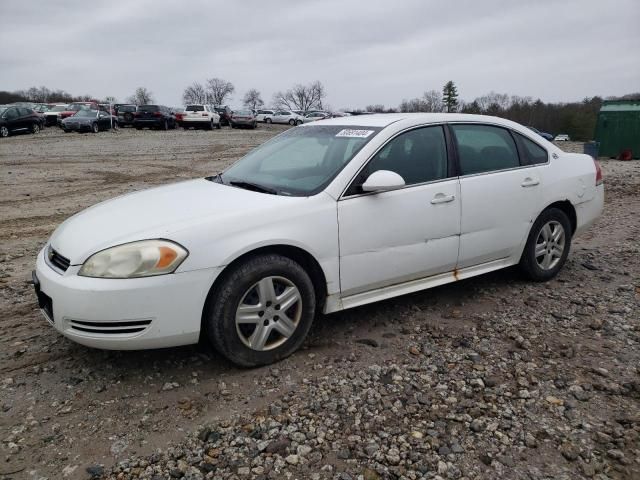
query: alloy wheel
[
  {"left": 535, "top": 220, "right": 565, "bottom": 270},
  {"left": 0, "top": 126, "right": 8, "bottom": 137},
  {"left": 235, "top": 276, "right": 302, "bottom": 351}
]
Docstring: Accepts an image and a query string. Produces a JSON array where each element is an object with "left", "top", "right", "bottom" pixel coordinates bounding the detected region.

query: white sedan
[
  {"left": 34, "top": 114, "right": 604, "bottom": 367},
  {"left": 266, "top": 110, "right": 304, "bottom": 125}
]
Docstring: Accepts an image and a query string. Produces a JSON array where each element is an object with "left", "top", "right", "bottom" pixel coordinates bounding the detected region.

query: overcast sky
[{"left": 1, "top": 0, "right": 638, "bottom": 109}]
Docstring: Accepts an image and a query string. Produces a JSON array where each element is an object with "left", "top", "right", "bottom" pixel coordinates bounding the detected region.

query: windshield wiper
[{"left": 229, "top": 181, "right": 278, "bottom": 195}]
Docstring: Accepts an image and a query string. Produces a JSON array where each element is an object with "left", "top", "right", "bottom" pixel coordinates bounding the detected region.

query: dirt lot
[{"left": 0, "top": 128, "right": 638, "bottom": 480}]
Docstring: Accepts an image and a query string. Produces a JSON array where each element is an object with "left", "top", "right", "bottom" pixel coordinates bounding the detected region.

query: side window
[
  {"left": 514, "top": 132, "right": 548, "bottom": 165},
  {"left": 4, "top": 108, "right": 18, "bottom": 120},
  {"left": 19, "top": 108, "right": 32, "bottom": 116},
  {"left": 349, "top": 125, "right": 448, "bottom": 193},
  {"left": 451, "top": 124, "right": 520, "bottom": 175}
]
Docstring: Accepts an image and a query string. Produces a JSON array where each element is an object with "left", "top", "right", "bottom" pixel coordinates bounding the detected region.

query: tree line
[
  {"left": 3, "top": 80, "right": 637, "bottom": 141},
  {"left": 366, "top": 81, "right": 639, "bottom": 141}
]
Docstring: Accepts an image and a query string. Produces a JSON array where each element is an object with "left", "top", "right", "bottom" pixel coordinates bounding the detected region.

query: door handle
[
  {"left": 431, "top": 193, "right": 455, "bottom": 204},
  {"left": 521, "top": 177, "right": 540, "bottom": 187}
]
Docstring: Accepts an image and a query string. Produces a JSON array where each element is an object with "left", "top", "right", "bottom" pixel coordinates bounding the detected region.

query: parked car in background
[
  {"left": 214, "top": 105, "right": 233, "bottom": 126},
  {"left": 527, "top": 126, "right": 554, "bottom": 141},
  {"left": 173, "top": 107, "right": 185, "bottom": 126},
  {"left": 292, "top": 110, "right": 306, "bottom": 117},
  {"left": 182, "top": 105, "right": 221, "bottom": 130},
  {"left": 0, "top": 106, "right": 43, "bottom": 137},
  {"left": 58, "top": 102, "right": 98, "bottom": 124},
  {"left": 133, "top": 105, "right": 177, "bottom": 130},
  {"left": 230, "top": 109, "right": 257, "bottom": 129},
  {"left": 61, "top": 109, "right": 117, "bottom": 133},
  {"left": 116, "top": 105, "right": 137, "bottom": 127},
  {"left": 256, "top": 109, "right": 275, "bottom": 122},
  {"left": 554, "top": 134, "right": 570, "bottom": 141},
  {"left": 302, "top": 111, "right": 331, "bottom": 123},
  {"left": 33, "top": 113, "right": 603, "bottom": 366},
  {"left": 267, "top": 110, "right": 304, "bottom": 125},
  {"left": 43, "top": 105, "right": 68, "bottom": 126}
]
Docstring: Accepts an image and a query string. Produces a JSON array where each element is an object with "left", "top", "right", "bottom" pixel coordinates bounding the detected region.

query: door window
[
  {"left": 4, "top": 108, "right": 18, "bottom": 120},
  {"left": 451, "top": 124, "right": 520, "bottom": 175},
  {"left": 348, "top": 125, "right": 448, "bottom": 194}
]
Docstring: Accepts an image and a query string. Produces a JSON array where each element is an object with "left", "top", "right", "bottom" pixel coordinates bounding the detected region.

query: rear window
[
  {"left": 118, "top": 105, "right": 136, "bottom": 113},
  {"left": 186, "top": 105, "right": 205, "bottom": 112},
  {"left": 138, "top": 105, "right": 160, "bottom": 112},
  {"left": 234, "top": 110, "right": 251, "bottom": 115}
]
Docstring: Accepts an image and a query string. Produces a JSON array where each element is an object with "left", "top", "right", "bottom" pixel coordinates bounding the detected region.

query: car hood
[{"left": 49, "top": 179, "right": 306, "bottom": 265}]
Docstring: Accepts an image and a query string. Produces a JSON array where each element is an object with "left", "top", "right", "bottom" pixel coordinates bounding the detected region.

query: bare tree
[
  {"left": 243, "top": 89, "right": 264, "bottom": 110},
  {"left": 206, "top": 78, "right": 235, "bottom": 105},
  {"left": 272, "top": 81, "right": 326, "bottom": 112},
  {"left": 182, "top": 82, "right": 208, "bottom": 105},
  {"left": 474, "top": 91, "right": 511, "bottom": 112},
  {"left": 128, "top": 87, "right": 154, "bottom": 106},
  {"left": 422, "top": 90, "right": 443, "bottom": 112}
]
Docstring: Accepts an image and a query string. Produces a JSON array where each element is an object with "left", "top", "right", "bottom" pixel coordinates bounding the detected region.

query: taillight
[
  {"left": 202, "top": 113, "right": 208, "bottom": 117},
  {"left": 594, "top": 159, "right": 603, "bottom": 186},
  {"left": 154, "top": 112, "right": 162, "bottom": 117}
]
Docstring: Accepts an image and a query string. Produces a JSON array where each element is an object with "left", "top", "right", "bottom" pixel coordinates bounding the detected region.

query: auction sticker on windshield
[{"left": 335, "top": 129, "right": 375, "bottom": 138}]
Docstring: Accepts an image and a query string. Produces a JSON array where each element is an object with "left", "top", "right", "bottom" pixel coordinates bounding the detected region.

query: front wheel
[
  {"left": 265, "top": 118, "right": 272, "bottom": 124},
  {"left": 91, "top": 123, "right": 99, "bottom": 133},
  {"left": 288, "top": 119, "right": 295, "bottom": 126},
  {"left": 519, "top": 208, "right": 572, "bottom": 281},
  {"left": 163, "top": 120, "right": 169, "bottom": 131},
  {"left": 0, "top": 126, "right": 9, "bottom": 138},
  {"left": 216, "top": 122, "right": 221, "bottom": 129},
  {"left": 205, "top": 254, "right": 316, "bottom": 367},
  {"left": 32, "top": 123, "right": 40, "bottom": 134}
]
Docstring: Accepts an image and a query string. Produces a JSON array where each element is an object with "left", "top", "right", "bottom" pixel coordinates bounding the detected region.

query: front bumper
[{"left": 34, "top": 247, "right": 220, "bottom": 350}]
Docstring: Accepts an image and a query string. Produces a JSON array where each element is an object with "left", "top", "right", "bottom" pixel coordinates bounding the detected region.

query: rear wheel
[
  {"left": 1, "top": 126, "right": 9, "bottom": 137},
  {"left": 205, "top": 254, "right": 316, "bottom": 367},
  {"left": 288, "top": 119, "right": 295, "bottom": 126},
  {"left": 265, "top": 118, "right": 272, "bottom": 124},
  {"left": 91, "top": 123, "right": 99, "bottom": 133},
  {"left": 63, "top": 129, "right": 71, "bottom": 133},
  {"left": 519, "top": 208, "right": 572, "bottom": 281},
  {"left": 216, "top": 122, "right": 221, "bottom": 129},
  {"left": 163, "top": 120, "right": 169, "bottom": 131}
]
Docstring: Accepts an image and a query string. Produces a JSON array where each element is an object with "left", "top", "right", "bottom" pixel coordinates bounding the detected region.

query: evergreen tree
[{"left": 442, "top": 81, "right": 459, "bottom": 113}]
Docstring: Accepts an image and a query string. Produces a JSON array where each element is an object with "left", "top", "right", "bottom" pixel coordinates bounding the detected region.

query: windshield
[
  {"left": 221, "top": 125, "right": 381, "bottom": 196},
  {"left": 73, "top": 110, "right": 97, "bottom": 118},
  {"left": 51, "top": 105, "right": 67, "bottom": 112}
]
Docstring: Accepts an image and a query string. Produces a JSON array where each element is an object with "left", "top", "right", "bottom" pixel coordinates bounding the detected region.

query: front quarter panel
[{"left": 171, "top": 192, "right": 341, "bottom": 295}]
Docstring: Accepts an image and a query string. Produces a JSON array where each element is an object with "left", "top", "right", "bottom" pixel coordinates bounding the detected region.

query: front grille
[
  {"left": 69, "top": 319, "right": 152, "bottom": 335},
  {"left": 47, "top": 246, "right": 70, "bottom": 273}
]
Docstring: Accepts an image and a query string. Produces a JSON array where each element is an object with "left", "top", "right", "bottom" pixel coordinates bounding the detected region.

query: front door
[{"left": 338, "top": 125, "right": 461, "bottom": 295}]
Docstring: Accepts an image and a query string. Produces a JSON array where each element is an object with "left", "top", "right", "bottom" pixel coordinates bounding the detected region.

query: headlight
[{"left": 78, "top": 240, "right": 188, "bottom": 278}]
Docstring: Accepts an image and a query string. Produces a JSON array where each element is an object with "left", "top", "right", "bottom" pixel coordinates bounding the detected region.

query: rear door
[{"left": 452, "top": 123, "right": 543, "bottom": 268}]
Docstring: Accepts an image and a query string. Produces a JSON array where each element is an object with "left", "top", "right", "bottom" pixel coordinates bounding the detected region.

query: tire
[
  {"left": 205, "top": 254, "right": 316, "bottom": 367},
  {"left": 32, "top": 123, "right": 40, "bottom": 134},
  {"left": 63, "top": 129, "right": 71, "bottom": 133},
  {"left": 216, "top": 122, "right": 221, "bottom": 130},
  {"left": 0, "top": 126, "right": 9, "bottom": 138},
  {"left": 112, "top": 121, "right": 119, "bottom": 130},
  {"left": 519, "top": 207, "right": 572, "bottom": 282},
  {"left": 231, "top": 122, "right": 236, "bottom": 129},
  {"left": 288, "top": 119, "right": 295, "bottom": 126},
  {"left": 265, "top": 118, "right": 272, "bottom": 124},
  {"left": 163, "top": 120, "right": 169, "bottom": 131},
  {"left": 209, "top": 121, "right": 215, "bottom": 130},
  {"left": 135, "top": 127, "right": 142, "bottom": 130},
  {"left": 252, "top": 122, "right": 257, "bottom": 129},
  {"left": 91, "top": 123, "right": 99, "bottom": 134}
]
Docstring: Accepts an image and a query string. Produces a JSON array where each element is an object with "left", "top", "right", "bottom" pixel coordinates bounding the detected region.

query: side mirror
[{"left": 361, "top": 170, "right": 405, "bottom": 193}]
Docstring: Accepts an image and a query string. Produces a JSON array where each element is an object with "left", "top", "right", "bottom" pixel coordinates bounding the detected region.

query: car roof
[{"left": 305, "top": 113, "right": 532, "bottom": 129}]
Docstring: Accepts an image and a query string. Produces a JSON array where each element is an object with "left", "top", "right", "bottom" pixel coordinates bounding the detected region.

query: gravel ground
[{"left": 0, "top": 127, "right": 638, "bottom": 480}]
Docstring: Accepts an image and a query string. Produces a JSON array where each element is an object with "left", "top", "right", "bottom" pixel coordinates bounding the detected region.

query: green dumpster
[{"left": 594, "top": 100, "right": 640, "bottom": 159}]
